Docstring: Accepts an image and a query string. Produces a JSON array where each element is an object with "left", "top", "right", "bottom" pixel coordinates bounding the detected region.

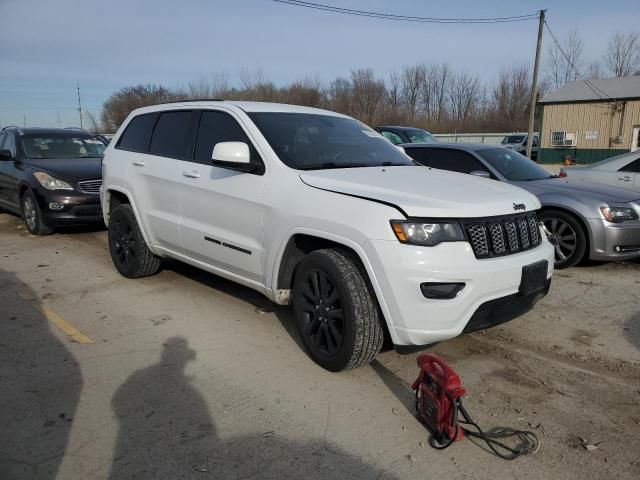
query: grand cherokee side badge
[{"left": 513, "top": 203, "right": 526, "bottom": 211}]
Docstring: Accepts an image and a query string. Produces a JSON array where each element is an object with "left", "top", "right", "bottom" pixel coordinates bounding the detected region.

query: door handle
[
  {"left": 183, "top": 170, "right": 201, "bottom": 178},
  {"left": 618, "top": 176, "right": 632, "bottom": 182},
  {"left": 132, "top": 160, "right": 146, "bottom": 166}
]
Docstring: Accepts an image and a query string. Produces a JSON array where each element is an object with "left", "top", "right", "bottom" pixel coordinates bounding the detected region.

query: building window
[{"left": 550, "top": 131, "right": 577, "bottom": 147}]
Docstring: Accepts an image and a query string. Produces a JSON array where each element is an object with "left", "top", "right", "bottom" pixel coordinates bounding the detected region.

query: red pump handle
[{"left": 415, "top": 354, "right": 465, "bottom": 398}]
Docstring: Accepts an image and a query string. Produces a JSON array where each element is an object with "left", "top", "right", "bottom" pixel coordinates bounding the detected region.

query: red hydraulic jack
[{"left": 412, "top": 354, "right": 539, "bottom": 460}]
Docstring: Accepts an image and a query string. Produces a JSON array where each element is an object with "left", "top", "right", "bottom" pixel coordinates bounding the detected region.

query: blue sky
[{"left": 0, "top": 0, "right": 637, "bottom": 128}]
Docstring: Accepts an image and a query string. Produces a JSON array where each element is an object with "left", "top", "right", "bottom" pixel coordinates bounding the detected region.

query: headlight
[
  {"left": 33, "top": 172, "right": 74, "bottom": 191},
  {"left": 390, "top": 220, "right": 464, "bottom": 246},
  {"left": 600, "top": 205, "right": 639, "bottom": 223}
]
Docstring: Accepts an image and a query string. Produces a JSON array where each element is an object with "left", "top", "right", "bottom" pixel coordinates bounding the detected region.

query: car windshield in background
[
  {"left": 478, "top": 148, "right": 552, "bottom": 181},
  {"left": 501, "top": 135, "right": 525, "bottom": 144},
  {"left": 405, "top": 129, "right": 438, "bottom": 144},
  {"left": 248, "top": 113, "right": 414, "bottom": 170},
  {"left": 21, "top": 134, "right": 107, "bottom": 159}
]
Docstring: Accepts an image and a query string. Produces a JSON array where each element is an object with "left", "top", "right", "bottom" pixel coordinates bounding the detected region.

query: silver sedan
[
  {"left": 401, "top": 143, "right": 640, "bottom": 268},
  {"left": 562, "top": 151, "right": 640, "bottom": 192}
]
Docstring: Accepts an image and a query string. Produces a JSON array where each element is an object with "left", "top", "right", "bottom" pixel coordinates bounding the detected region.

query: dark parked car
[
  {"left": 0, "top": 127, "right": 106, "bottom": 235},
  {"left": 401, "top": 142, "right": 640, "bottom": 268},
  {"left": 374, "top": 126, "right": 438, "bottom": 145}
]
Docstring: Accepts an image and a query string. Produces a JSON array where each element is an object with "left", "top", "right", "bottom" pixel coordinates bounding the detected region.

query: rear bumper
[
  {"left": 32, "top": 188, "right": 103, "bottom": 225},
  {"left": 587, "top": 218, "right": 640, "bottom": 261}
]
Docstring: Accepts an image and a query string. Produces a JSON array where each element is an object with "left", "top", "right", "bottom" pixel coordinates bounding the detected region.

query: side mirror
[
  {"left": 0, "top": 149, "right": 13, "bottom": 161},
  {"left": 470, "top": 170, "right": 491, "bottom": 179},
  {"left": 211, "top": 142, "right": 255, "bottom": 172}
]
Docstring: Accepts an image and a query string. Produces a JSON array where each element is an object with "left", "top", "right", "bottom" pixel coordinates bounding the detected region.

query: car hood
[
  {"left": 510, "top": 177, "right": 640, "bottom": 203},
  {"left": 22, "top": 157, "right": 102, "bottom": 182},
  {"left": 300, "top": 166, "right": 539, "bottom": 218}
]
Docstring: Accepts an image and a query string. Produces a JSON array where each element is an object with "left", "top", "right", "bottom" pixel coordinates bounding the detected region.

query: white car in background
[{"left": 562, "top": 151, "right": 640, "bottom": 192}]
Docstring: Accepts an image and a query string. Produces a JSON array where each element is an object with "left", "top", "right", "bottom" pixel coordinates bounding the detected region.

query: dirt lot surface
[{"left": 1, "top": 212, "right": 639, "bottom": 480}]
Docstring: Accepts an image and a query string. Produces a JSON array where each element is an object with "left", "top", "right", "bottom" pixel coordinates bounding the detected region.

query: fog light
[
  {"left": 420, "top": 282, "right": 465, "bottom": 300},
  {"left": 48, "top": 201, "right": 65, "bottom": 210}
]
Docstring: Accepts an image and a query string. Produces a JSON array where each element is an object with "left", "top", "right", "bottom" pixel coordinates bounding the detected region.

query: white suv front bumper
[{"left": 362, "top": 239, "right": 555, "bottom": 346}]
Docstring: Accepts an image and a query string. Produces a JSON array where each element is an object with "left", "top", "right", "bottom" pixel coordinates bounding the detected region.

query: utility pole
[
  {"left": 76, "top": 82, "right": 83, "bottom": 129},
  {"left": 526, "top": 9, "right": 545, "bottom": 159},
  {"left": 57, "top": 112, "right": 62, "bottom": 128},
  {"left": 23, "top": 114, "right": 26, "bottom": 128}
]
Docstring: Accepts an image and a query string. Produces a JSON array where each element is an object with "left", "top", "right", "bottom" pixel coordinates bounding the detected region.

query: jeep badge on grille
[{"left": 513, "top": 203, "right": 526, "bottom": 211}]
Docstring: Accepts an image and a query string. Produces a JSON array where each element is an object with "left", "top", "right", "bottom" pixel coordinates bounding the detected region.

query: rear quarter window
[{"left": 116, "top": 113, "right": 159, "bottom": 152}]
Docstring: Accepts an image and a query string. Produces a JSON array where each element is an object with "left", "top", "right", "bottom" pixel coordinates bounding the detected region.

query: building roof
[{"left": 539, "top": 76, "right": 640, "bottom": 104}]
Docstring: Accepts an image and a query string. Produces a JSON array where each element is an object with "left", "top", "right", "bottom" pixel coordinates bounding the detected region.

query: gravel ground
[{"left": 0, "top": 212, "right": 638, "bottom": 480}]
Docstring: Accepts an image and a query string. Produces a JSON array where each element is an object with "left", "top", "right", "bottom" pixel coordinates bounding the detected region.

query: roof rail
[
  {"left": 1, "top": 125, "right": 21, "bottom": 130},
  {"left": 154, "top": 98, "right": 225, "bottom": 105}
]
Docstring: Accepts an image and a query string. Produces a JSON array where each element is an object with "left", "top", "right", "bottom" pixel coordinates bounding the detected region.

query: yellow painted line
[{"left": 37, "top": 304, "right": 95, "bottom": 344}]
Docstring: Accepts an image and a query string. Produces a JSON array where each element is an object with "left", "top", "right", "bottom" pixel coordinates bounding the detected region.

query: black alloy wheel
[{"left": 298, "top": 268, "right": 345, "bottom": 358}]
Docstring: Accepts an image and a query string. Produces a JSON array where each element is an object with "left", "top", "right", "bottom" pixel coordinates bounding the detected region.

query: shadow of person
[
  {"left": 0, "top": 269, "right": 82, "bottom": 480},
  {"left": 110, "top": 338, "right": 400, "bottom": 479}
]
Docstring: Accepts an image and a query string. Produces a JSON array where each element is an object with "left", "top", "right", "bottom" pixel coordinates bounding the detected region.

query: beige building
[{"left": 538, "top": 76, "right": 640, "bottom": 164}]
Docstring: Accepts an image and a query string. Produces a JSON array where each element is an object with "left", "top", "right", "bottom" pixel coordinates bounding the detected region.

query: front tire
[
  {"left": 540, "top": 209, "right": 586, "bottom": 269},
  {"left": 21, "top": 190, "right": 53, "bottom": 235},
  {"left": 108, "top": 204, "right": 161, "bottom": 278},
  {"left": 292, "top": 248, "right": 384, "bottom": 371}
]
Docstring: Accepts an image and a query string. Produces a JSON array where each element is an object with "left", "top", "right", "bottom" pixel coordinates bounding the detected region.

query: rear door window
[
  {"left": 380, "top": 130, "right": 404, "bottom": 145},
  {"left": 619, "top": 158, "right": 640, "bottom": 173},
  {"left": 0, "top": 133, "right": 6, "bottom": 149},
  {"left": 149, "top": 110, "right": 199, "bottom": 160},
  {"left": 428, "top": 149, "right": 488, "bottom": 175},
  {"left": 3, "top": 134, "right": 16, "bottom": 157},
  {"left": 116, "top": 113, "right": 159, "bottom": 152}
]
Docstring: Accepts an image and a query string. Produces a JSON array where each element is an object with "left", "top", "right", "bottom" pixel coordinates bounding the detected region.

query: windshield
[
  {"left": 405, "top": 128, "right": 438, "bottom": 144},
  {"left": 501, "top": 135, "right": 525, "bottom": 145},
  {"left": 247, "top": 113, "right": 414, "bottom": 170},
  {"left": 477, "top": 148, "right": 552, "bottom": 181},
  {"left": 21, "top": 134, "right": 107, "bottom": 159}
]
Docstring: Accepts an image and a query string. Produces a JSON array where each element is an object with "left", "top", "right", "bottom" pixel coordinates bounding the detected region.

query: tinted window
[
  {"left": 149, "top": 111, "right": 198, "bottom": 159},
  {"left": 0, "top": 133, "right": 6, "bottom": 149},
  {"left": 619, "top": 159, "right": 640, "bottom": 173},
  {"left": 428, "top": 149, "right": 485, "bottom": 174},
  {"left": 117, "top": 113, "right": 159, "bottom": 152},
  {"left": 403, "top": 147, "right": 426, "bottom": 164},
  {"left": 248, "top": 113, "right": 413, "bottom": 170},
  {"left": 194, "top": 111, "right": 262, "bottom": 170},
  {"left": 477, "top": 148, "right": 552, "bottom": 181},
  {"left": 3, "top": 134, "right": 16, "bottom": 156}
]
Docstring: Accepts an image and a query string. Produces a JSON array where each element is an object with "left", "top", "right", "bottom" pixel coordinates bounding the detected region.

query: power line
[
  {"left": 543, "top": 19, "right": 613, "bottom": 102},
  {"left": 272, "top": 0, "right": 539, "bottom": 24}
]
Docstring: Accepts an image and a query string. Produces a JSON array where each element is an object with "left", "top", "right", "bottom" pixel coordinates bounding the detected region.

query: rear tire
[
  {"left": 540, "top": 209, "right": 586, "bottom": 269},
  {"left": 21, "top": 190, "right": 53, "bottom": 235},
  {"left": 108, "top": 204, "right": 161, "bottom": 278},
  {"left": 292, "top": 248, "right": 384, "bottom": 371}
]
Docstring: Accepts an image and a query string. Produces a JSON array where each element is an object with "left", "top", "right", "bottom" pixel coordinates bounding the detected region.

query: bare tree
[
  {"left": 327, "top": 76, "right": 352, "bottom": 115},
  {"left": 587, "top": 61, "right": 605, "bottom": 80},
  {"left": 604, "top": 31, "right": 640, "bottom": 77},
  {"left": 187, "top": 73, "right": 229, "bottom": 99},
  {"left": 448, "top": 72, "right": 481, "bottom": 124},
  {"left": 349, "top": 69, "right": 386, "bottom": 124},
  {"left": 399, "top": 64, "right": 425, "bottom": 118},
  {"left": 545, "top": 29, "right": 584, "bottom": 88},
  {"left": 84, "top": 111, "right": 101, "bottom": 133}
]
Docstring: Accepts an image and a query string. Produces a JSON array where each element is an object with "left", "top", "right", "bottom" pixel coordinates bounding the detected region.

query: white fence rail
[{"left": 433, "top": 133, "right": 508, "bottom": 144}]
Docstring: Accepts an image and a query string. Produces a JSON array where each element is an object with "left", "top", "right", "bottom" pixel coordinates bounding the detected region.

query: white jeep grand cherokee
[{"left": 101, "top": 101, "right": 554, "bottom": 371}]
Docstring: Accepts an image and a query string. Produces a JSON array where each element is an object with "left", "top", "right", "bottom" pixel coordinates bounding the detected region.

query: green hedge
[{"left": 538, "top": 148, "right": 629, "bottom": 165}]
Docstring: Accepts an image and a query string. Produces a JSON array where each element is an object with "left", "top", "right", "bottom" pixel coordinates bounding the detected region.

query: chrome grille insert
[{"left": 78, "top": 179, "right": 102, "bottom": 194}]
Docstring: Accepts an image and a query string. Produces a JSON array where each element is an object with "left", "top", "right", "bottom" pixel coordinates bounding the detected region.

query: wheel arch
[
  {"left": 103, "top": 187, "right": 156, "bottom": 251},
  {"left": 272, "top": 231, "right": 397, "bottom": 344}
]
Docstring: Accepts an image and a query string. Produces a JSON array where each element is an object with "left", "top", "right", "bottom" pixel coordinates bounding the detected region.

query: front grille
[
  {"left": 78, "top": 179, "right": 101, "bottom": 194},
  {"left": 463, "top": 213, "right": 542, "bottom": 259}
]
